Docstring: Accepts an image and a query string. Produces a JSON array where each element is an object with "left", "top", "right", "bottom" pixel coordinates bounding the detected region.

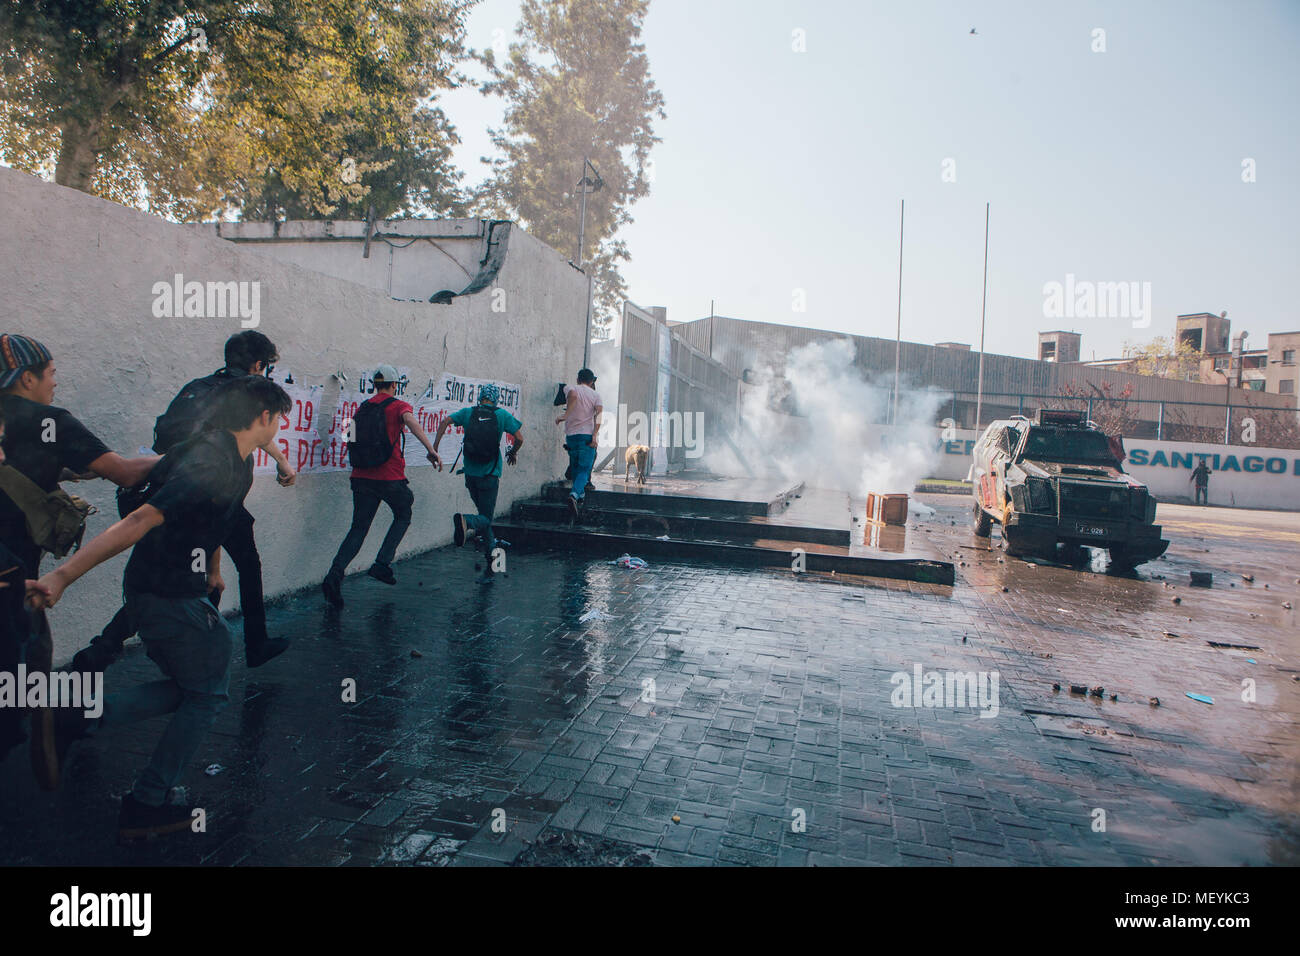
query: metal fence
[
  {"left": 943, "top": 391, "right": 1300, "bottom": 449},
  {"left": 613, "top": 302, "right": 739, "bottom": 472}
]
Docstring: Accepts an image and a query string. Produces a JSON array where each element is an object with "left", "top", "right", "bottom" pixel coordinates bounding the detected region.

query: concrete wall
[
  {"left": 0, "top": 166, "right": 587, "bottom": 660},
  {"left": 186, "top": 219, "right": 512, "bottom": 302}
]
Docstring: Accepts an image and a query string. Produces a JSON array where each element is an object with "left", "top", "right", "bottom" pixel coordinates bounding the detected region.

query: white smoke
[{"left": 706, "top": 338, "right": 946, "bottom": 496}]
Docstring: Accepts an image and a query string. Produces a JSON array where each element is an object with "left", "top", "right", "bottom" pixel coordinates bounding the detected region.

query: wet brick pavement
[{"left": 1, "top": 494, "right": 1296, "bottom": 866}]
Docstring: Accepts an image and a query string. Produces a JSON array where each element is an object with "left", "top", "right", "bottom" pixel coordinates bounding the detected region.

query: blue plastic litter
[{"left": 1185, "top": 693, "right": 1214, "bottom": 705}]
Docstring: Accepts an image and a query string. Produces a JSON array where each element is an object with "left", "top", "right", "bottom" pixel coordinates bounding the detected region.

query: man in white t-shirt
[{"left": 555, "top": 368, "right": 602, "bottom": 519}]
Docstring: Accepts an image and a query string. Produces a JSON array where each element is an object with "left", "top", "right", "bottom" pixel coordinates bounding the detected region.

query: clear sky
[{"left": 444, "top": 0, "right": 1299, "bottom": 361}]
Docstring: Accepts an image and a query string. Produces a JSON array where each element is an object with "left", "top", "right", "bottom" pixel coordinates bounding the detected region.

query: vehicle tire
[
  {"left": 972, "top": 501, "right": 992, "bottom": 537},
  {"left": 1108, "top": 545, "right": 1136, "bottom": 571},
  {"left": 1059, "top": 542, "right": 1088, "bottom": 566},
  {"left": 1002, "top": 526, "right": 1027, "bottom": 558}
]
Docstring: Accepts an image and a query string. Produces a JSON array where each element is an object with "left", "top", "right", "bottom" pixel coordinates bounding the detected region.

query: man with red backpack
[{"left": 321, "top": 365, "right": 438, "bottom": 607}]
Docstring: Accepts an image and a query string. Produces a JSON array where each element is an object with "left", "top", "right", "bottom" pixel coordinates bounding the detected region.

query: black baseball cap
[{"left": 577, "top": 368, "right": 597, "bottom": 384}]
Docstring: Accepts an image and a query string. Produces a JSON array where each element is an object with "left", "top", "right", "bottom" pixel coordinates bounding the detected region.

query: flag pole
[
  {"left": 892, "top": 199, "right": 904, "bottom": 426},
  {"left": 975, "top": 202, "right": 990, "bottom": 431}
]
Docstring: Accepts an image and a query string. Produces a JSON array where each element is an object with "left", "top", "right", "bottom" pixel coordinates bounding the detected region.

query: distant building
[
  {"left": 1176, "top": 312, "right": 1231, "bottom": 355},
  {"left": 1266, "top": 331, "right": 1300, "bottom": 397},
  {"left": 1037, "top": 331, "right": 1081, "bottom": 363}
]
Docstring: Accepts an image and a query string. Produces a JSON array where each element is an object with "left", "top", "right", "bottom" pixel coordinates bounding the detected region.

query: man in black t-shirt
[
  {"left": 0, "top": 334, "right": 159, "bottom": 763},
  {"left": 72, "top": 330, "right": 295, "bottom": 672},
  {"left": 26, "top": 376, "right": 291, "bottom": 839}
]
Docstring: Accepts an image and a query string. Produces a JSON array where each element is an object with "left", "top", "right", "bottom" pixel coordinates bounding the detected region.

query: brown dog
[{"left": 624, "top": 444, "right": 649, "bottom": 484}]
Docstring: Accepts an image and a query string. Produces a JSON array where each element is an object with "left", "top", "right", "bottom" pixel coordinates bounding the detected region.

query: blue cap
[{"left": 478, "top": 383, "right": 499, "bottom": 405}]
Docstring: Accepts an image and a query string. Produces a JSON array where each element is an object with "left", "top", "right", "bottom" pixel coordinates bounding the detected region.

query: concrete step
[
  {"left": 491, "top": 519, "right": 955, "bottom": 585},
  {"left": 539, "top": 478, "right": 802, "bottom": 518},
  {"left": 509, "top": 499, "right": 850, "bottom": 546}
]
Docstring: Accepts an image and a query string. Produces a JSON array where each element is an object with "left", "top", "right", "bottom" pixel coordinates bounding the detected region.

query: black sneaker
[
  {"left": 453, "top": 513, "right": 467, "bottom": 547},
  {"left": 70, "top": 640, "right": 121, "bottom": 675},
  {"left": 246, "top": 636, "right": 290, "bottom": 668},
  {"left": 367, "top": 562, "right": 397, "bottom": 585},
  {"left": 118, "top": 793, "right": 195, "bottom": 841},
  {"left": 566, "top": 496, "right": 579, "bottom": 521},
  {"left": 321, "top": 572, "right": 344, "bottom": 608}
]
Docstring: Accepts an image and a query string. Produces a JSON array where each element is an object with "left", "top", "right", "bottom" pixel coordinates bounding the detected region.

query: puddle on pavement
[{"left": 514, "top": 828, "right": 654, "bottom": 867}]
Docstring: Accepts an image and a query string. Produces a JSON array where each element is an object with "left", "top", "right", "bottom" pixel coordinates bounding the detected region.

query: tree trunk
[{"left": 54, "top": 115, "right": 104, "bottom": 191}]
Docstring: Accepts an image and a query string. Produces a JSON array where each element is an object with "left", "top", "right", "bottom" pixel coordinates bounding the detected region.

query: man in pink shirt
[{"left": 555, "top": 368, "right": 602, "bottom": 519}]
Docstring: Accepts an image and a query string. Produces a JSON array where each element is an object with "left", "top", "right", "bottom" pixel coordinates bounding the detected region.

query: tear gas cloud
[{"left": 705, "top": 338, "right": 946, "bottom": 497}]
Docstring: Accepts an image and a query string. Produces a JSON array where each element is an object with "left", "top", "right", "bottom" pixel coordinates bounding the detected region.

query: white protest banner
[
  {"left": 317, "top": 367, "right": 417, "bottom": 473},
  {"left": 411, "top": 372, "right": 522, "bottom": 470},
  {"left": 253, "top": 382, "right": 326, "bottom": 474}
]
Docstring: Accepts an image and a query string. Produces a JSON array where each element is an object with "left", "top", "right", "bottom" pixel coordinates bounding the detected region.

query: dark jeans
[
  {"left": 94, "top": 591, "right": 232, "bottom": 807},
  {"left": 1195, "top": 483, "right": 1208, "bottom": 505},
  {"left": 330, "top": 478, "right": 414, "bottom": 576},
  {"left": 221, "top": 506, "right": 266, "bottom": 645},
  {"left": 0, "top": 606, "right": 45, "bottom": 761},
  {"left": 463, "top": 474, "right": 499, "bottom": 554},
  {"left": 85, "top": 505, "right": 266, "bottom": 657},
  {"left": 565, "top": 434, "right": 596, "bottom": 502}
]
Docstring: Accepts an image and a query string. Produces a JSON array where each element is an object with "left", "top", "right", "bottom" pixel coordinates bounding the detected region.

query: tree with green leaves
[
  {"left": 476, "top": 0, "right": 665, "bottom": 339},
  {"left": 0, "top": 0, "right": 474, "bottom": 220}
]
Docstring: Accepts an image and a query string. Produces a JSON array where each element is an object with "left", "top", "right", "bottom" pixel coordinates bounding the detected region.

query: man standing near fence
[{"left": 1190, "top": 458, "right": 1211, "bottom": 506}]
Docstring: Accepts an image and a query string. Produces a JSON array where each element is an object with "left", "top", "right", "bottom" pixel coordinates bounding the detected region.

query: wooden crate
[{"left": 865, "top": 492, "right": 909, "bottom": 526}]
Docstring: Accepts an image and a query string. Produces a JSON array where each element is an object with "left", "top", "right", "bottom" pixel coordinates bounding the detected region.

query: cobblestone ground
[{"left": 1, "top": 495, "right": 1296, "bottom": 866}]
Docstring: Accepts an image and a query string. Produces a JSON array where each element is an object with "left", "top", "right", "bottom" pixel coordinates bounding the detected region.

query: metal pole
[
  {"left": 576, "top": 155, "right": 589, "bottom": 265},
  {"left": 975, "top": 202, "right": 989, "bottom": 431},
  {"left": 893, "top": 199, "right": 904, "bottom": 427},
  {"left": 583, "top": 272, "right": 594, "bottom": 368},
  {"left": 1156, "top": 401, "right": 1164, "bottom": 440}
]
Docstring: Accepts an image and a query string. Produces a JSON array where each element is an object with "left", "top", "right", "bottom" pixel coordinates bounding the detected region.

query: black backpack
[
  {"left": 348, "top": 397, "right": 398, "bottom": 468},
  {"left": 462, "top": 405, "right": 500, "bottom": 464},
  {"left": 115, "top": 431, "right": 207, "bottom": 518},
  {"left": 153, "top": 371, "right": 232, "bottom": 454}
]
